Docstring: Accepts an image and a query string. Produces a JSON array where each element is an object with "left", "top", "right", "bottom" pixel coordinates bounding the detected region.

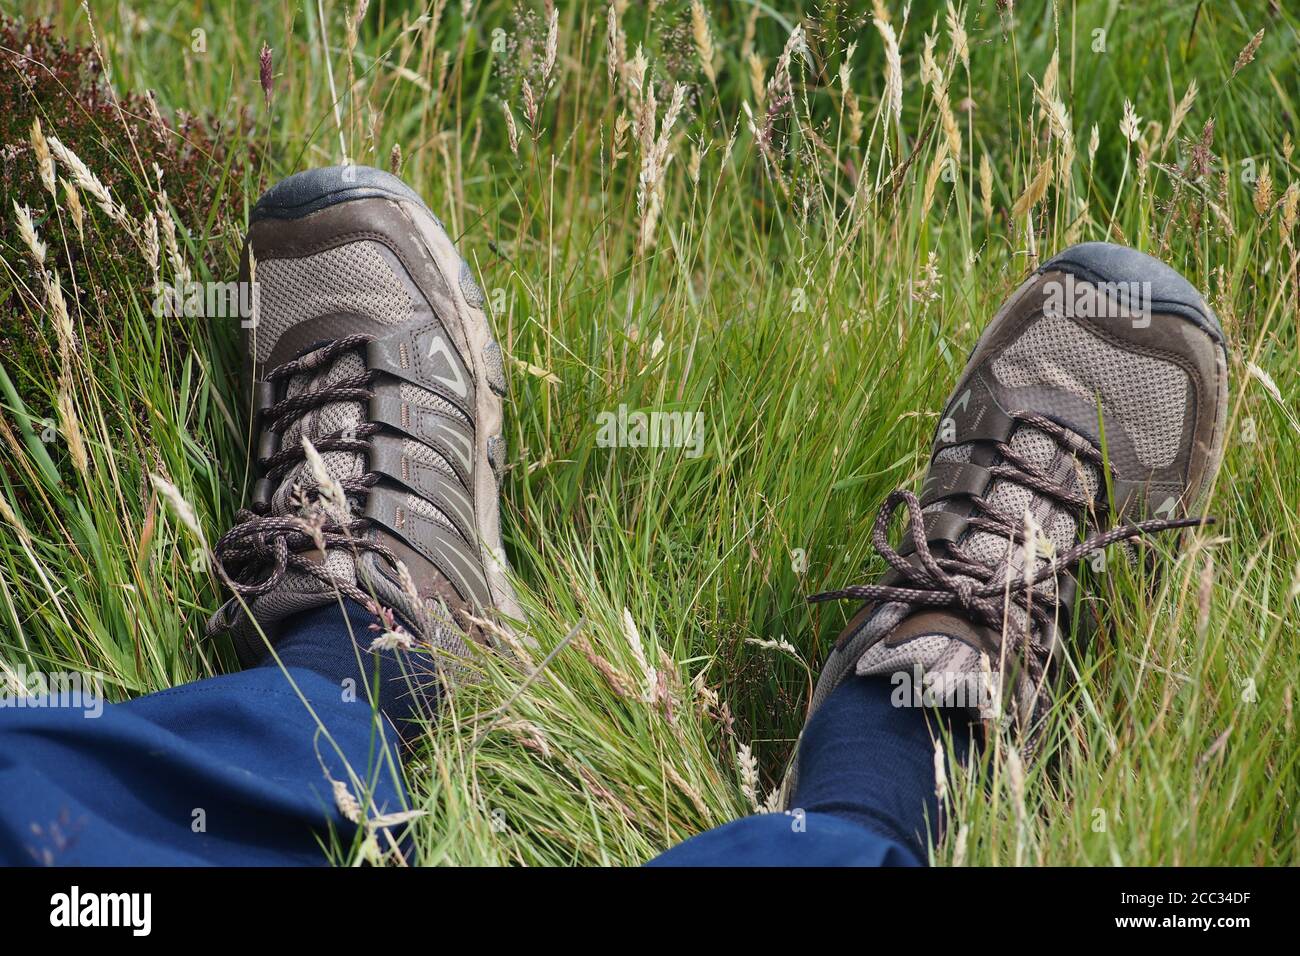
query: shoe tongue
[
  {"left": 270, "top": 347, "right": 369, "bottom": 519},
  {"left": 847, "top": 422, "right": 1104, "bottom": 722},
  {"left": 854, "top": 421, "right": 1102, "bottom": 679},
  {"left": 928, "top": 421, "right": 1102, "bottom": 632},
  {"left": 246, "top": 346, "right": 372, "bottom": 616}
]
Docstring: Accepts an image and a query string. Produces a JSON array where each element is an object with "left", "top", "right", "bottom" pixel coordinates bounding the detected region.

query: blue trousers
[{"left": 0, "top": 604, "right": 969, "bottom": 866}]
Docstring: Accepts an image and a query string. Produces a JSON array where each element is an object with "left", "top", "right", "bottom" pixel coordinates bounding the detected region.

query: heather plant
[{"left": 1, "top": 16, "right": 254, "bottom": 387}]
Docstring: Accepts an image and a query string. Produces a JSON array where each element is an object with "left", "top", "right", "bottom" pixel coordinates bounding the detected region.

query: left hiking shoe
[
  {"left": 789, "top": 242, "right": 1229, "bottom": 788},
  {"left": 207, "top": 165, "right": 522, "bottom": 676}
]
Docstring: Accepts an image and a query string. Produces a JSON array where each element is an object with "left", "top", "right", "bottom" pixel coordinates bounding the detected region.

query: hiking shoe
[
  {"left": 789, "top": 242, "right": 1229, "bottom": 785},
  {"left": 207, "top": 165, "right": 521, "bottom": 673}
]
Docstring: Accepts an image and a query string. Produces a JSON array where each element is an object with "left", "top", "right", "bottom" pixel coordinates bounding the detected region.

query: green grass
[{"left": 1, "top": 0, "right": 1297, "bottom": 865}]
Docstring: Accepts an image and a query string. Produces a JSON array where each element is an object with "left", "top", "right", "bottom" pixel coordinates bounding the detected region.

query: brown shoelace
[
  {"left": 212, "top": 334, "right": 399, "bottom": 609},
  {"left": 809, "top": 412, "right": 1210, "bottom": 700}
]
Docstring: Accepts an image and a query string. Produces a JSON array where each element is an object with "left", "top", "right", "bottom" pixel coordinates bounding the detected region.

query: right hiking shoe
[
  {"left": 207, "top": 165, "right": 522, "bottom": 676},
  {"left": 788, "top": 242, "right": 1229, "bottom": 792}
]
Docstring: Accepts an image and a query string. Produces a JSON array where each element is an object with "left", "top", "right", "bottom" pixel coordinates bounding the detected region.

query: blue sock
[
  {"left": 254, "top": 599, "right": 437, "bottom": 739},
  {"left": 790, "top": 675, "right": 977, "bottom": 864}
]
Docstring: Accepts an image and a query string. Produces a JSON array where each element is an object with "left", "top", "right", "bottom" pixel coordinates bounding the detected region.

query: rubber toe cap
[{"left": 1039, "top": 241, "right": 1222, "bottom": 343}]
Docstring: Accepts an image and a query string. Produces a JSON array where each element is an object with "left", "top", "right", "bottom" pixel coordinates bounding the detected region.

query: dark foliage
[{"left": 0, "top": 14, "right": 253, "bottom": 381}]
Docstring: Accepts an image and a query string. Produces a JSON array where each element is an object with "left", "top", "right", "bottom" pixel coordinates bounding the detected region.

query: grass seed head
[
  {"left": 1231, "top": 28, "right": 1265, "bottom": 78},
  {"left": 301, "top": 437, "right": 352, "bottom": 527},
  {"left": 979, "top": 152, "right": 994, "bottom": 219},
  {"left": 1012, "top": 155, "right": 1052, "bottom": 219},
  {"left": 46, "top": 135, "right": 127, "bottom": 226},
  {"left": 543, "top": 2, "right": 558, "bottom": 88},
  {"left": 1119, "top": 100, "right": 1142, "bottom": 143},
  {"left": 331, "top": 778, "right": 363, "bottom": 823},
  {"left": 690, "top": 0, "right": 716, "bottom": 84},
  {"left": 1253, "top": 162, "right": 1274, "bottom": 217},
  {"left": 606, "top": 3, "right": 625, "bottom": 88},
  {"left": 502, "top": 101, "right": 519, "bottom": 156},
  {"left": 1280, "top": 181, "right": 1298, "bottom": 234},
  {"left": 57, "top": 382, "right": 89, "bottom": 477},
  {"left": 30, "top": 117, "right": 55, "bottom": 195},
  {"left": 874, "top": 16, "right": 903, "bottom": 123},
  {"left": 13, "top": 202, "right": 46, "bottom": 266},
  {"left": 946, "top": 2, "right": 969, "bottom": 70},
  {"left": 737, "top": 742, "right": 760, "bottom": 811},
  {"left": 934, "top": 739, "right": 948, "bottom": 802},
  {"left": 1165, "top": 79, "right": 1198, "bottom": 151},
  {"left": 60, "top": 179, "right": 85, "bottom": 241},
  {"left": 149, "top": 474, "right": 206, "bottom": 548},
  {"left": 259, "top": 43, "right": 274, "bottom": 105}
]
